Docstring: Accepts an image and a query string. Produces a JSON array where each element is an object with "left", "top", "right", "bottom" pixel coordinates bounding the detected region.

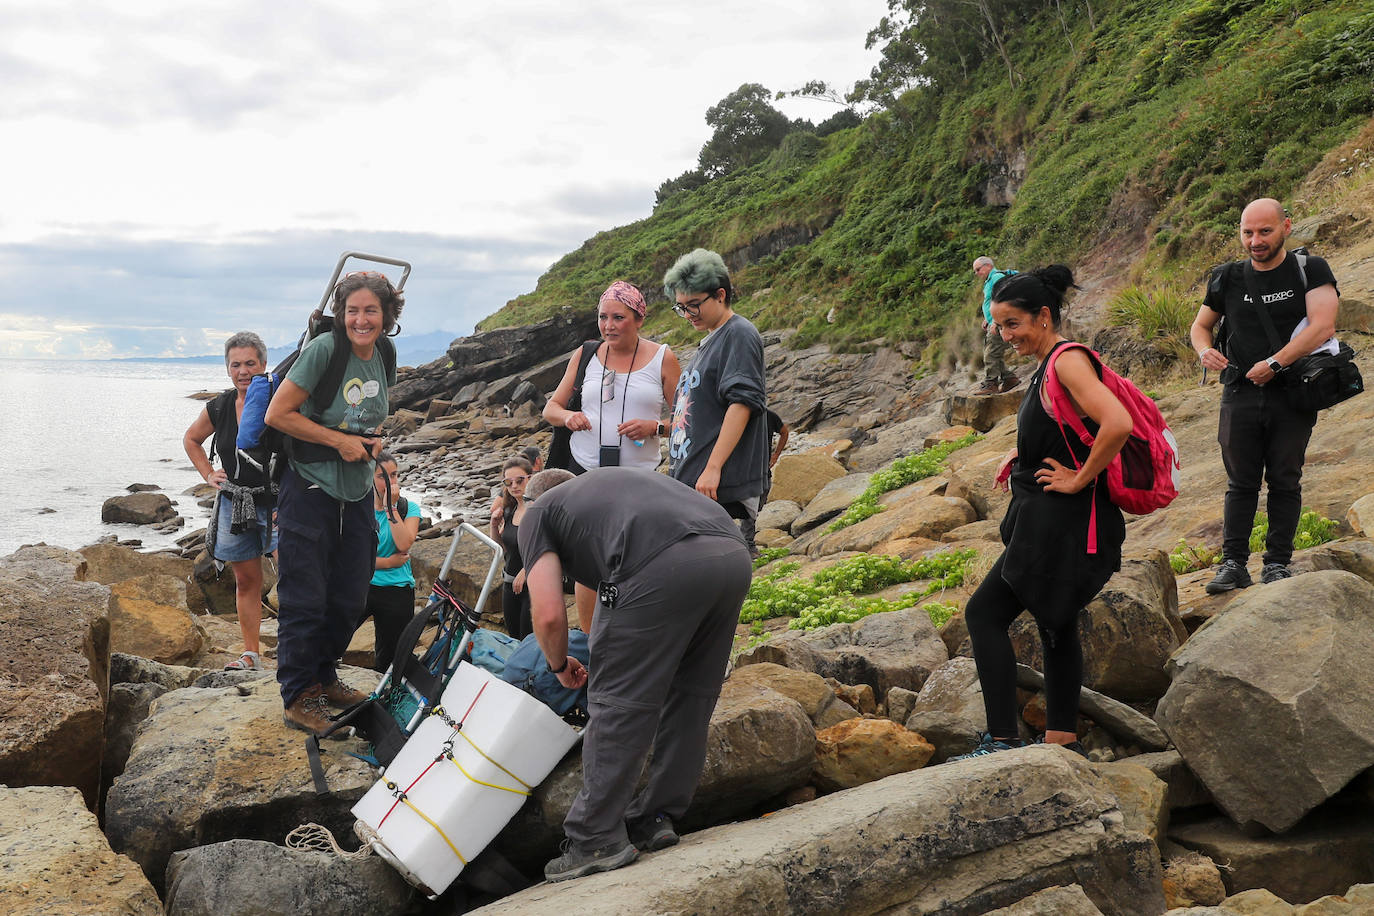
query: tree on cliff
[{"left": 697, "top": 83, "right": 795, "bottom": 178}]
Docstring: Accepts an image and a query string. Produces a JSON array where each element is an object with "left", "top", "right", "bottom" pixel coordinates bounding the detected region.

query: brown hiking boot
[
  {"left": 320, "top": 679, "right": 368, "bottom": 708},
  {"left": 283, "top": 685, "right": 337, "bottom": 738},
  {"left": 973, "top": 381, "right": 1001, "bottom": 396},
  {"left": 999, "top": 376, "right": 1021, "bottom": 393}
]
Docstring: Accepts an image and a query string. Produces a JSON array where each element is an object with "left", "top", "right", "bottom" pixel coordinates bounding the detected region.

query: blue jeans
[{"left": 274, "top": 467, "right": 376, "bottom": 706}]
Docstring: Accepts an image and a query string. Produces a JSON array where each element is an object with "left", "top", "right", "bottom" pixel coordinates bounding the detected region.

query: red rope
[{"left": 376, "top": 680, "right": 490, "bottom": 827}]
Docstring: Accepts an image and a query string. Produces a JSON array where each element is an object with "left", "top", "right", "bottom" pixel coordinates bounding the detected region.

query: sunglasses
[
  {"left": 504, "top": 476, "right": 528, "bottom": 487},
  {"left": 602, "top": 368, "right": 618, "bottom": 403}
]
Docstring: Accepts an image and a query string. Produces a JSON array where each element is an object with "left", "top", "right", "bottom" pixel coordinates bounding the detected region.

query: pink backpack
[{"left": 1043, "top": 342, "right": 1181, "bottom": 553}]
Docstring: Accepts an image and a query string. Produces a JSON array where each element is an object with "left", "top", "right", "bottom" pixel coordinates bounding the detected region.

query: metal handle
[{"left": 315, "top": 251, "right": 413, "bottom": 314}]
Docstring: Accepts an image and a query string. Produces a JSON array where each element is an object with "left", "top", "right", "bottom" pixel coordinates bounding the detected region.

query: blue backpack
[{"left": 499, "top": 631, "right": 591, "bottom": 717}]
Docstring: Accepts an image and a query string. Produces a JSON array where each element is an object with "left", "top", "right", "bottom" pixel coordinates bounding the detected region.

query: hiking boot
[
  {"left": 320, "top": 679, "right": 368, "bottom": 708},
  {"left": 283, "top": 685, "right": 340, "bottom": 738},
  {"left": 627, "top": 813, "right": 679, "bottom": 852},
  {"left": 949, "top": 733, "right": 1025, "bottom": 762},
  {"left": 544, "top": 838, "right": 639, "bottom": 883},
  {"left": 998, "top": 376, "right": 1021, "bottom": 393},
  {"left": 1205, "top": 558, "right": 1253, "bottom": 594},
  {"left": 1261, "top": 563, "right": 1292, "bottom": 584},
  {"left": 973, "top": 381, "right": 1001, "bottom": 396}
]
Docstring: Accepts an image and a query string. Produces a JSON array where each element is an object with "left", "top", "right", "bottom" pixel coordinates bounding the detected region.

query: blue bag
[
  {"left": 467, "top": 628, "right": 522, "bottom": 677},
  {"left": 235, "top": 373, "right": 279, "bottom": 450},
  {"left": 499, "top": 631, "right": 591, "bottom": 716}
]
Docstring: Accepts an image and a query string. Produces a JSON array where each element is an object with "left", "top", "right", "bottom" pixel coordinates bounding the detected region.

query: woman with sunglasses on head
[
  {"left": 543, "top": 281, "right": 681, "bottom": 475},
  {"left": 491, "top": 455, "right": 535, "bottom": 639}
]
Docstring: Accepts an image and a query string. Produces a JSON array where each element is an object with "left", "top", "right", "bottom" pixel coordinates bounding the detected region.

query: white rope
[{"left": 285, "top": 822, "right": 376, "bottom": 861}]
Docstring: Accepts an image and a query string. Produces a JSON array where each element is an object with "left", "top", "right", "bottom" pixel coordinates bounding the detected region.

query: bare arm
[
  {"left": 1036, "top": 349, "right": 1133, "bottom": 495},
  {"left": 1191, "top": 305, "right": 1228, "bottom": 372},
  {"left": 527, "top": 552, "right": 586, "bottom": 689},
  {"left": 769, "top": 421, "right": 789, "bottom": 468},
  {"left": 182, "top": 407, "right": 225, "bottom": 487},
  {"left": 542, "top": 349, "right": 591, "bottom": 432},
  {"left": 265, "top": 378, "right": 377, "bottom": 463}
]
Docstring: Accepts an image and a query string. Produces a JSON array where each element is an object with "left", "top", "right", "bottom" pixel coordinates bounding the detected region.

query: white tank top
[{"left": 571, "top": 342, "right": 668, "bottom": 471}]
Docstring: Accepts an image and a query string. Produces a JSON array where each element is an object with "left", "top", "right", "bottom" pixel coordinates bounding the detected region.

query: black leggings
[
  {"left": 361, "top": 584, "right": 415, "bottom": 674},
  {"left": 965, "top": 553, "right": 1083, "bottom": 738}
]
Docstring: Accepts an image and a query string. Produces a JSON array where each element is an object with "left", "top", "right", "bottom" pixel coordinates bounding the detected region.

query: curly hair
[
  {"left": 332, "top": 271, "right": 404, "bottom": 334},
  {"left": 223, "top": 331, "right": 267, "bottom": 366},
  {"left": 662, "top": 248, "right": 733, "bottom": 305}
]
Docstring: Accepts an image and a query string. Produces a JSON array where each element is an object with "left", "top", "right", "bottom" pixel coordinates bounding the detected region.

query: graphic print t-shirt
[
  {"left": 1204, "top": 253, "right": 1338, "bottom": 373},
  {"left": 285, "top": 332, "right": 395, "bottom": 501}
]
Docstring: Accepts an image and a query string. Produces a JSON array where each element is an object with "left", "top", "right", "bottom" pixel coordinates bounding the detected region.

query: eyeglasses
[
  {"left": 672, "top": 294, "right": 713, "bottom": 318},
  {"left": 503, "top": 476, "right": 528, "bottom": 487},
  {"left": 602, "top": 368, "right": 617, "bottom": 403}
]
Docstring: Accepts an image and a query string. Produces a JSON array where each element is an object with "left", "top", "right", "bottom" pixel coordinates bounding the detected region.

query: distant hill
[{"left": 108, "top": 330, "right": 460, "bottom": 370}]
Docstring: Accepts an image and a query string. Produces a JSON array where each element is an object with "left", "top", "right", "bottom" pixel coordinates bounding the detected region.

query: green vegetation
[
  {"left": 1170, "top": 508, "right": 1338, "bottom": 573},
  {"left": 1106, "top": 286, "right": 1197, "bottom": 360},
  {"left": 829, "top": 431, "right": 983, "bottom": 531},
  {"left": 476, "top": 1, "right": 1373, "bottom": 361},
  {"left": 1249, "top": 508, "right": 1339, "bottom": 554},
  {"left": 752, "top": 546, "right": 791, "bottom": 570},
  {"left": 740, "top": 550, "right": 976, "bottom": 633}
]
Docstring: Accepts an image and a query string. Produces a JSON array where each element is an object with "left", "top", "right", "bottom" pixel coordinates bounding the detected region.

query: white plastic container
[{"left": 352, "top": 662, "right": 581, "bottom": 896}]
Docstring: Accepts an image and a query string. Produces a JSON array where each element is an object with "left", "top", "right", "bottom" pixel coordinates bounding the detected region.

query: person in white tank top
[
  {"left": 544, "top": 280, "right": 681, "bottom": 474},
  {"left": 543, "top": 281, "right": 682, "bottom": 631}
]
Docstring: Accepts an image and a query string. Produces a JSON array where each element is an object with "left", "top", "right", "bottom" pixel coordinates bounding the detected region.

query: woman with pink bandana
[
  {"left": 544, "top": 281, "right": 681, "bottom": 630},
  {"left": 544, "top": 280, "right": 681, "bottom": 474}
]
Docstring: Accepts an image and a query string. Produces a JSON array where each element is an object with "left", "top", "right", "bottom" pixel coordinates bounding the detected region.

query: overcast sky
[{"left": 0, "top": 0, "right": 887, "bottom": 360}]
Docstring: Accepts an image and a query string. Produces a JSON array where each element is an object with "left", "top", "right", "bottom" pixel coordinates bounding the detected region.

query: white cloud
[{"left": 1, "top": 0, "right": 886, "bottom": 358}]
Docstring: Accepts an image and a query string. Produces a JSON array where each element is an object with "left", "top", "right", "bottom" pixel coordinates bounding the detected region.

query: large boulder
[
  {"left": 101, "top": 681, "right": 168, "bottom": 800},
  {"left": 101, "top": 492, "right": 176, "bottom": 525},
  {"left": 1155, "top": 570, "right": 1374, "bottom": 832},
  {"left": 726, "top": 661, "right": 858, "bottom": 729},
  {"left": 790, "top": 472, "right": 873, "bottom": 535},
  {"left": 104, "top": 671, "right": 376, "bottom": 889},
  {"left": 945, "top": 388, "right": 1023, "bottom": 431},
  {"left": 736, "top": 606, "right": 949, "bottom": 697},
  {"left": 768, "top": 453, "right": 848, "bottom": 509},
  {"left": 1014, "top": 664, "right": 1170, "bottom": 751},
  {"left": 110, "top": 652, "right": 208, "bottom": 690},
  {"left": 812, "top": 717, "right": 935, "bottom": 791},
  {"left": 0, "top": 547, "right": 110, "bottom": 808},
  {"left": 755, "top": 499, "right": 802, "bottom": 533},
  {"left": 904, "top": 656, "right": 991, "bottom": 761},
  {"left": 1168, "top": 804, "right": 1374, "bottom": 904},
  {"left": 0, "top": 785, "right": 160, "bottom": 915},
  {"left": 80, "top": 542, "right": 206, "bottom": 614},
  {"left": 1007, "top": 551, "right": 1185, "bottom": 701},
  {"left": 109, "top": 574, "right": 206, "bottom": 665},
  {"left": 495, "top": 678, "right": 815, "bottom": 870},
  {"left": 164, "top": 839, "right": 416, "bottom": 916},
  {"left": 802, "top": 495, "right": 978, "bottom": 557},
  {"left": 471, "top": 747, "right": 1166, "bottom": 915}
]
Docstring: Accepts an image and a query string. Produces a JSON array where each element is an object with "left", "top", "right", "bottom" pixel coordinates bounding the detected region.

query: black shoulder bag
[
  {"left": 546, "top": 340, "right": 601, "bottom": 470},
  {"left": 1242, "top": 261, "right": 1362, "bottom": 413}
]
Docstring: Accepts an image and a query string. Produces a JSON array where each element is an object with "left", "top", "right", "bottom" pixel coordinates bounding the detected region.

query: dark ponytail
[{"left": 991, "top": 264, "right": 1079, "bottom": 328}]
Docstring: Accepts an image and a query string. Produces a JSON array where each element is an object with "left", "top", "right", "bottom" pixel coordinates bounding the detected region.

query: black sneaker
[
  {"left": 544, "top": 838, "right": 638, "bottom": 883},
  {"left": 627, "top": 813, "right": 679, "bottom": 852},
  {"left": 1261, "top": 563, "right": 1292, "bottom": 584},
  {"left": 949, "top": 732, "right": 1024, "bottom": 761},
  {"left": 1205, "top": 559, "right": 1252, "bottom": 594}
]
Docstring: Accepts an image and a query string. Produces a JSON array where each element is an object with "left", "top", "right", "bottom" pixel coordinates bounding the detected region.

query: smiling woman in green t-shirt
[{"left": 265, "top": 271, "right": 403, "bottom": 738}]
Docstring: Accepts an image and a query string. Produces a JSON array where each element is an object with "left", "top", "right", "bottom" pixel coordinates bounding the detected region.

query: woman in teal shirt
[{"left": 361, "top": 451, "right": 422, "bottom": 672}]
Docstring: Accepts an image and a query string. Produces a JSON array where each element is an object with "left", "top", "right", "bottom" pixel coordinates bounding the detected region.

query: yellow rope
[
  {"left": 383, "top": 779, "right": 467, "bottom": 865},
  {"left": 430, "top": 703, "right": 534, "bottom": 794}
]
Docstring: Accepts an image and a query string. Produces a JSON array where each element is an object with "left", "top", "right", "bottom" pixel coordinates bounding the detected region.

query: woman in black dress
[
  {"left": 491, "top": 455, "right": 535, "bottom": 639},
  {"left": 958, "top": 266, "right": 1133, "bottom": 758}
]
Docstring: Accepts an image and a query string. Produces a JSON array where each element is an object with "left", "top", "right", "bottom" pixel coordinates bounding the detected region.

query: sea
[{"left": 0, "top": 358, "right": 239, "bottom": 556}]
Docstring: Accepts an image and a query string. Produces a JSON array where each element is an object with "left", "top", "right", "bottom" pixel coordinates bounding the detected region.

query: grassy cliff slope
[{"left": 478, "top": 0, "right": 1374, "bottom": 355}]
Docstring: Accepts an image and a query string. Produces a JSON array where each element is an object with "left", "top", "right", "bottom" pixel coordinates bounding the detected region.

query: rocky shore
[{"left": 5, "top": 309, "right": 1374, "bottom": 914}]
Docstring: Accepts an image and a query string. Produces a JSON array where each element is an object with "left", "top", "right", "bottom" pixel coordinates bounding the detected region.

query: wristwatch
[
  {"left": 655, "top": 421, "right": 665, "bottom": 437},
  {"left": 1266, "top": 357, "right": 1284, "bottom": 375}
]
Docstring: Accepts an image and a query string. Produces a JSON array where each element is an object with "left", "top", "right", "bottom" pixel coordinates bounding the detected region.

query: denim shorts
[{"left": 212, "top": 498, "right": 278, "bottom": 563}]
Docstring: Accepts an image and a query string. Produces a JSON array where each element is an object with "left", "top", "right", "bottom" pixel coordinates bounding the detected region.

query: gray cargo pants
[{"left": 564, "top": 533, "right": 753, "bottom": 850}]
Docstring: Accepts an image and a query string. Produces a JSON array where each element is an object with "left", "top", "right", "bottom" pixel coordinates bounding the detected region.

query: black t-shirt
[
  {"left": 517, "top": 467, "right": 743, "bottom": 587},
  {"left": 206, "top": 389, "right": 273, "bottom": 506},
  {"left": 1204, "top": 252, "right": 1339, "bottom": 372}
]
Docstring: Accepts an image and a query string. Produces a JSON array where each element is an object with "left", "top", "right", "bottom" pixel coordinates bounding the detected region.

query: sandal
[{"left": 224, "top": 651, "right": 261, "bottom": 671}]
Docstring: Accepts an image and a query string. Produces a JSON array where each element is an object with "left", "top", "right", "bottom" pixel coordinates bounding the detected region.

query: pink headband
[{"left": 599, "top": 280, "right": 646, "bottom": 319}]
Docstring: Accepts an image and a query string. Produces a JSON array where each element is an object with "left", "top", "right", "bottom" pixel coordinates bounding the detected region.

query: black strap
[
  {"left": 597, "top": 337, "right": 638, "bottom": 448},
  {"left": 567, "top": 339, "right": 600, "bottom": 413},
  {"left": 307, "top": 736, "right": 330, "bottom": 796},
  {"left": 288, "top": 331, "right": 397, "bottom": 464},
  {"left": 1241, "top": 262, "right": 1286, "bottom": 355}
]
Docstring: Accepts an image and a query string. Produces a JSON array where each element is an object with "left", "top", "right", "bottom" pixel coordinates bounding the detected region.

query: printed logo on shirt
[
  {"left": 340, "top": 376, "right": 385, "bottom": 433},
  {"left": 669, "top": 368, "right": 699, "bottom": 462},
  {"left": 1242, "top": 289, "right": 1296, "bottom": 305}
]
